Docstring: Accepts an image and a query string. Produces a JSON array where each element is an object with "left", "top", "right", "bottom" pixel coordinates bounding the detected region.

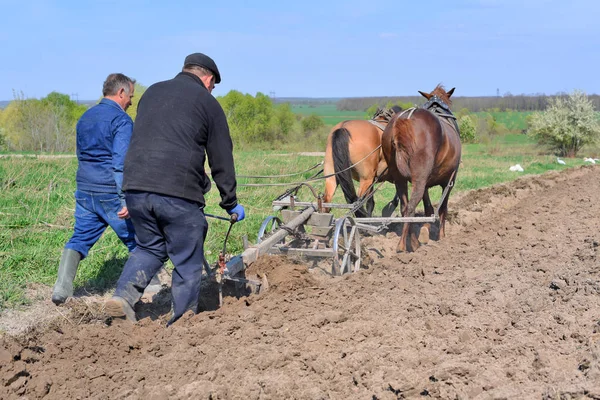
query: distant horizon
[{"left": 2, "top": 89, "right": 599, "bottom": 106}]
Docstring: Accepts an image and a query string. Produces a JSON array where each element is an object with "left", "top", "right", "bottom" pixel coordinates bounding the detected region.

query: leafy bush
[
  {"left": 528, "top": 90, "right": 600, "bottom": 157},
  {"left": 0, "top": 91, "right": 88, "bottom": 152},
  {"left": 458, "top": 115, "right": 477, "bottom": 143},
  {"left": 218, "top": 91, "right": 304, "bottom": 147},
  {"left": 301, "top": 114, "right": 325, "bottom": 137}
]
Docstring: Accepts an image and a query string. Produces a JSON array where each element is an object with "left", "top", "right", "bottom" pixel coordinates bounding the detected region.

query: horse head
[{"left": 418, "top": 85, "right": 455, "bottom": 107}]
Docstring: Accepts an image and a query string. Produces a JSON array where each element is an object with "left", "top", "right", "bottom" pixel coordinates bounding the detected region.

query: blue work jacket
[{"left": 75, "top": 98, "right": 133, "bottom": 206}]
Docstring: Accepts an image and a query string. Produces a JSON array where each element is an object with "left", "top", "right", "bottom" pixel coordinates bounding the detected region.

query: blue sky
[{"left": 1, "top": 0, "right": 599, "bottom": 100}]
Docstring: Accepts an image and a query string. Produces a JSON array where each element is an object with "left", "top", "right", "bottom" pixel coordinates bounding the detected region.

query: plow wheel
[
  {"left": 257, "top": 216, "right": 283, "bottom": 244},
  {"left": 332, "top": 216, "right": 361, "bottom": 275}
]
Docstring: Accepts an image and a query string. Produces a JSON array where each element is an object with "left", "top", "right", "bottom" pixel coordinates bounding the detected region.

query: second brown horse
[
  {"left": 323, "top": 106, "right": 401, "bottom": 217},
  {"left": 381, "top": 85, "right": 462, "bottom": 252}
]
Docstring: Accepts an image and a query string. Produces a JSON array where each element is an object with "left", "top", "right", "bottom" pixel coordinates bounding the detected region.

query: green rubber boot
[{"left": 51, "top": 249, "right": 82, "bottom": 305}]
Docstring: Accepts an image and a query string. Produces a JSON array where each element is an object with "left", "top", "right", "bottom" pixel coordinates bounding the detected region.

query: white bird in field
[
  {"left": 509, "top": 164, "right": 524, "bottom": 172},
  {"left": 556, "top": 157, "right": 566, "bottom": 165},
  {"left": 584, "top": 157, "right": 596, "bottom": 164}
]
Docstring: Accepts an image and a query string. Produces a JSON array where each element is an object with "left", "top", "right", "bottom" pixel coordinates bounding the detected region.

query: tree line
[
  {"left": 0, "top": 87, "right": 328, "bottom": 153},
  {"left": 1, "top": 87, "right": 598, "bottom": 157}
]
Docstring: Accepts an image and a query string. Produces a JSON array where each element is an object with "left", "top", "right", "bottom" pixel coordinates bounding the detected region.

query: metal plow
[{"left": 208, "top": 171, "right": 453, "bottom": 307}]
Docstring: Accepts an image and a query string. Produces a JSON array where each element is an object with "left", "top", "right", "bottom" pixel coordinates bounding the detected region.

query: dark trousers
[{"left": 114, "top": 191, "right": 208, "bottom": 324}]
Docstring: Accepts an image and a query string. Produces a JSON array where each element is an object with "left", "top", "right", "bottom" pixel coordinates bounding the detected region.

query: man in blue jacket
[
  {"left": 52, "top": 73, "right": 137, "bottom": 305},
  {"left": 106, "top": 53, "right": 245, "bottom": 325}
]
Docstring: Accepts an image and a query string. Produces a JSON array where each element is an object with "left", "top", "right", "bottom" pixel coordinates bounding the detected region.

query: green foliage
[
  {"left": 41, "top": 92, "right": 87, "bottom": 125},
  {"left": 0, "top": 91, "right": 85, "bottom": 153},
  {"left": 218, "top": 91, "right": 303, "bottom": 147},
  {"left": 473, "top": 112, "right": 509, "bottom": 141},
  {"left": 458, "top": 115, "right": 477, "bottom": 143},
  {"left": 456, "top": 108, "right": 471, "bottom": 119},
  {"left": 301, "top": 114, "right": 325, "bottom": 137},
  {"left": 272, "top": 103, "right": 296, "bottom": 140},
  {"left": 126, "top": 82, "right": 148, "bottom": 121},
  {"left": 365, "top": 104, "right": 379, "bottom": 118},
  {"left": 397, "top": 101, "right": 414, "bottom": 110},
  {"left": 528, "top": 90, "right": 600, "bottom": 157}
]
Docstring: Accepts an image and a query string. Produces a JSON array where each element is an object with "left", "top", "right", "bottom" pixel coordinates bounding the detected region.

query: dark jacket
[
  {"left": 123, "top": 72, "right": 238, "bottom": 210},
  {"left": 75, "top": 98, "right": 133, "bottom": 207}
]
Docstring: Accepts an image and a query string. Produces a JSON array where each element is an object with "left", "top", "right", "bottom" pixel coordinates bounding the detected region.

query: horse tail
[
  {"left": 392, "top": 119, "right": 415, "bottom": 152},
  {"left": 392, "top": 118, "right": 416, "bottom": 177},
  {"left": 331, "top": 127, "right": 359, "bottom": 206}
]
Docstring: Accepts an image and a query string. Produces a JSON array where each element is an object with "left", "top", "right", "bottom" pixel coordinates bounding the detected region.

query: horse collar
[{"left": 422, "top": 95, "right": 451, "bottom": 114}]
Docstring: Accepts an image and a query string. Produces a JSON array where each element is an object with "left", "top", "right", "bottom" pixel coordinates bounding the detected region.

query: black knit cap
[{"left": 184, "top": 53, "right": 221, "bottom": 84}]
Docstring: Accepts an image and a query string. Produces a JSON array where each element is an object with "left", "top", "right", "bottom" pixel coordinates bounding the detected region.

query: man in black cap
[{"left": 105, "top": 52, "right": 245, "bottom": 325}]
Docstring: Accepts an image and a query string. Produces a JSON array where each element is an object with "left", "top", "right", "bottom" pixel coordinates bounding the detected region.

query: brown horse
[
  {"left": 323, "top": 106, "right": 401, "bottom": 217},
  {"left": 381, "top": 85, "right": 461, "bottom": 252}
]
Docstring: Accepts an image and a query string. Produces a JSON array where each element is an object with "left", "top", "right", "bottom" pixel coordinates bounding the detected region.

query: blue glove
[{"left": 227, "top": 204, "right": 245, "bottom": 222}]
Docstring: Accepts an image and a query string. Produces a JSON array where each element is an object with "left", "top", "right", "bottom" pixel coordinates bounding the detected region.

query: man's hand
[
  {"left": 117, "top": 206, "right": 130, "bottom": 219},
  {"left": 226, "top": 204, "right": 245, "bottom": 222}
]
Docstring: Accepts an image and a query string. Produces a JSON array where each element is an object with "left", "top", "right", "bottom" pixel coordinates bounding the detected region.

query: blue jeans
[
  {"left": 114, "top": 191, "right": 208, "bottom": 325},
  {"left": 65, "top": 190, "right": 136, "bottom": 258}
]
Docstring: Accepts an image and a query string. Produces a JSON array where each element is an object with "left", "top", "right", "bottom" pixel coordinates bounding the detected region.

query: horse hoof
[{"left": 419, "top": 226, "right": 430, "bottom": 244}]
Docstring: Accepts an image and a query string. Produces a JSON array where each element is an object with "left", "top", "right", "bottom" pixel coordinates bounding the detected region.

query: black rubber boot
[
  {"left": 105, "top": 296, "right": 137, "bottom": 322},
  {"left": 51, "top": 249, "right": 82, "bottom": 305}
]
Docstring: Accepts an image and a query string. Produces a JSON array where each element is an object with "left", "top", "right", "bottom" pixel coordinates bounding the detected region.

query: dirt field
[{"left": 2, "top": 166, "right": 600, "bottom": 399}]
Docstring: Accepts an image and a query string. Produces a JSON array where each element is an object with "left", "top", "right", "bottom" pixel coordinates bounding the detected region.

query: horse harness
[
  {"left": 398, "top": 96, "right": 460, "bottom": 134},
  {"left": 367, "top": 107, "right": 397, "bottom": 131}
]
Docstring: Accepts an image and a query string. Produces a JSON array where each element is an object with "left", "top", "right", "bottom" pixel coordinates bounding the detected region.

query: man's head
[
  {"left": 182, "top": 53, "right": 221, "bottom": 94},
  {"left": 103, "top": 73, "right": 136, "bottom": 111}
]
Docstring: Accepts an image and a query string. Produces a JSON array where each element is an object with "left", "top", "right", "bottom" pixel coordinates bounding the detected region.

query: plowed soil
[{"left": 2, "top": 166, "right": 600, "bottom": 399}]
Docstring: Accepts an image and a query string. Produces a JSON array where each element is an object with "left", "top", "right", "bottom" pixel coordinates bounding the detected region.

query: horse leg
[
  {"left": 397, "top": 180, "right": 426, "bottom": 253},
  {"left": 399, "top": 181, "right": 409, "bottom": 217},
  {"left": 438, "top": 182, "right": 454, "bottom": 239},
  {"left": 419, "top": 189, "right": 433, "bottom": 244},
  {"left": 381, "top": 194, "right": 397, "bottom": 217},
  {"left": 357, "top": 178, "right": 375, "bottom": 217},
  {"left": 383, "top": 179, "right": 406, "bottom": 217},
  {"left": 323, "top": 144, "right": 337, "bottom": 213}
]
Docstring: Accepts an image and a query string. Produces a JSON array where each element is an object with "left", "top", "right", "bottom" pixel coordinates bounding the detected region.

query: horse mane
[{"left": 431, "top": 84, "right": 452, "bottom": 106}]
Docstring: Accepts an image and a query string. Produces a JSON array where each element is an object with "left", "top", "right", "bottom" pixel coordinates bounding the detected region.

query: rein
[
  {"left": 237, "top": 161, "right": 323, "bottom": 179},
  {"left": 238, "top": 144, "right": 382, "bottom": 187}
]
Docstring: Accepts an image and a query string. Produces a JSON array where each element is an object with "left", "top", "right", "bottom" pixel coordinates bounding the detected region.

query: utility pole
[{"left": 71, "top": 93, "right": 79, "bottom": 104}]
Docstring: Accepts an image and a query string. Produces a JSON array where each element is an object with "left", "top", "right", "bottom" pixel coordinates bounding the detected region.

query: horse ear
[
  {"left": 418, "top": 90, "right": 432, "bottom": 100},
  {"left": 447, "top": 87, "right": 455, "bottom": 97}
]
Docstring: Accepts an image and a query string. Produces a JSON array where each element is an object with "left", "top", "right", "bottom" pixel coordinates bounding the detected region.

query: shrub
[
  {"left": 458, "top": 115, "right": 477, "bottom": 143},
  {"left": 528, "top": 90, "right": 600, "bottom": 157}
]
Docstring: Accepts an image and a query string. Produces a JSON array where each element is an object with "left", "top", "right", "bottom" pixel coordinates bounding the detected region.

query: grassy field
[
  {"left": 474, "top": 110, "right": 534, "bottom": 133},
  {"left": 0, "top": 134, "right": 597, "bottom": 309},
  {"left": 293, "top": 104, "right": 535, "bottom": 131},
  {"left": 291, "top": 104, "right": 365, "bottom": 126}
]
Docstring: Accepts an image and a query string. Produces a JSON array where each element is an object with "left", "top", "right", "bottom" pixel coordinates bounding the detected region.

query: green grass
[
  {"left": 474, "top": 111, "right": 534, "bottom": 133},
  {"left": 0, "top": 135, "right": 596, "bottom": 309},
  {"left": 292, "top": 104, "right": 365, "bottom": 126},
  {"left": 294, "top": 104, "right": 537, "bottom": 131}
]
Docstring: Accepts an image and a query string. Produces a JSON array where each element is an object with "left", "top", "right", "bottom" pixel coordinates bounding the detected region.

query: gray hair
[
  {"left": 102, "top": 73, "right": 136, "bottom": 97},
  {"left": 183, "top": 64, "right": 214, "bottom": 82}
]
